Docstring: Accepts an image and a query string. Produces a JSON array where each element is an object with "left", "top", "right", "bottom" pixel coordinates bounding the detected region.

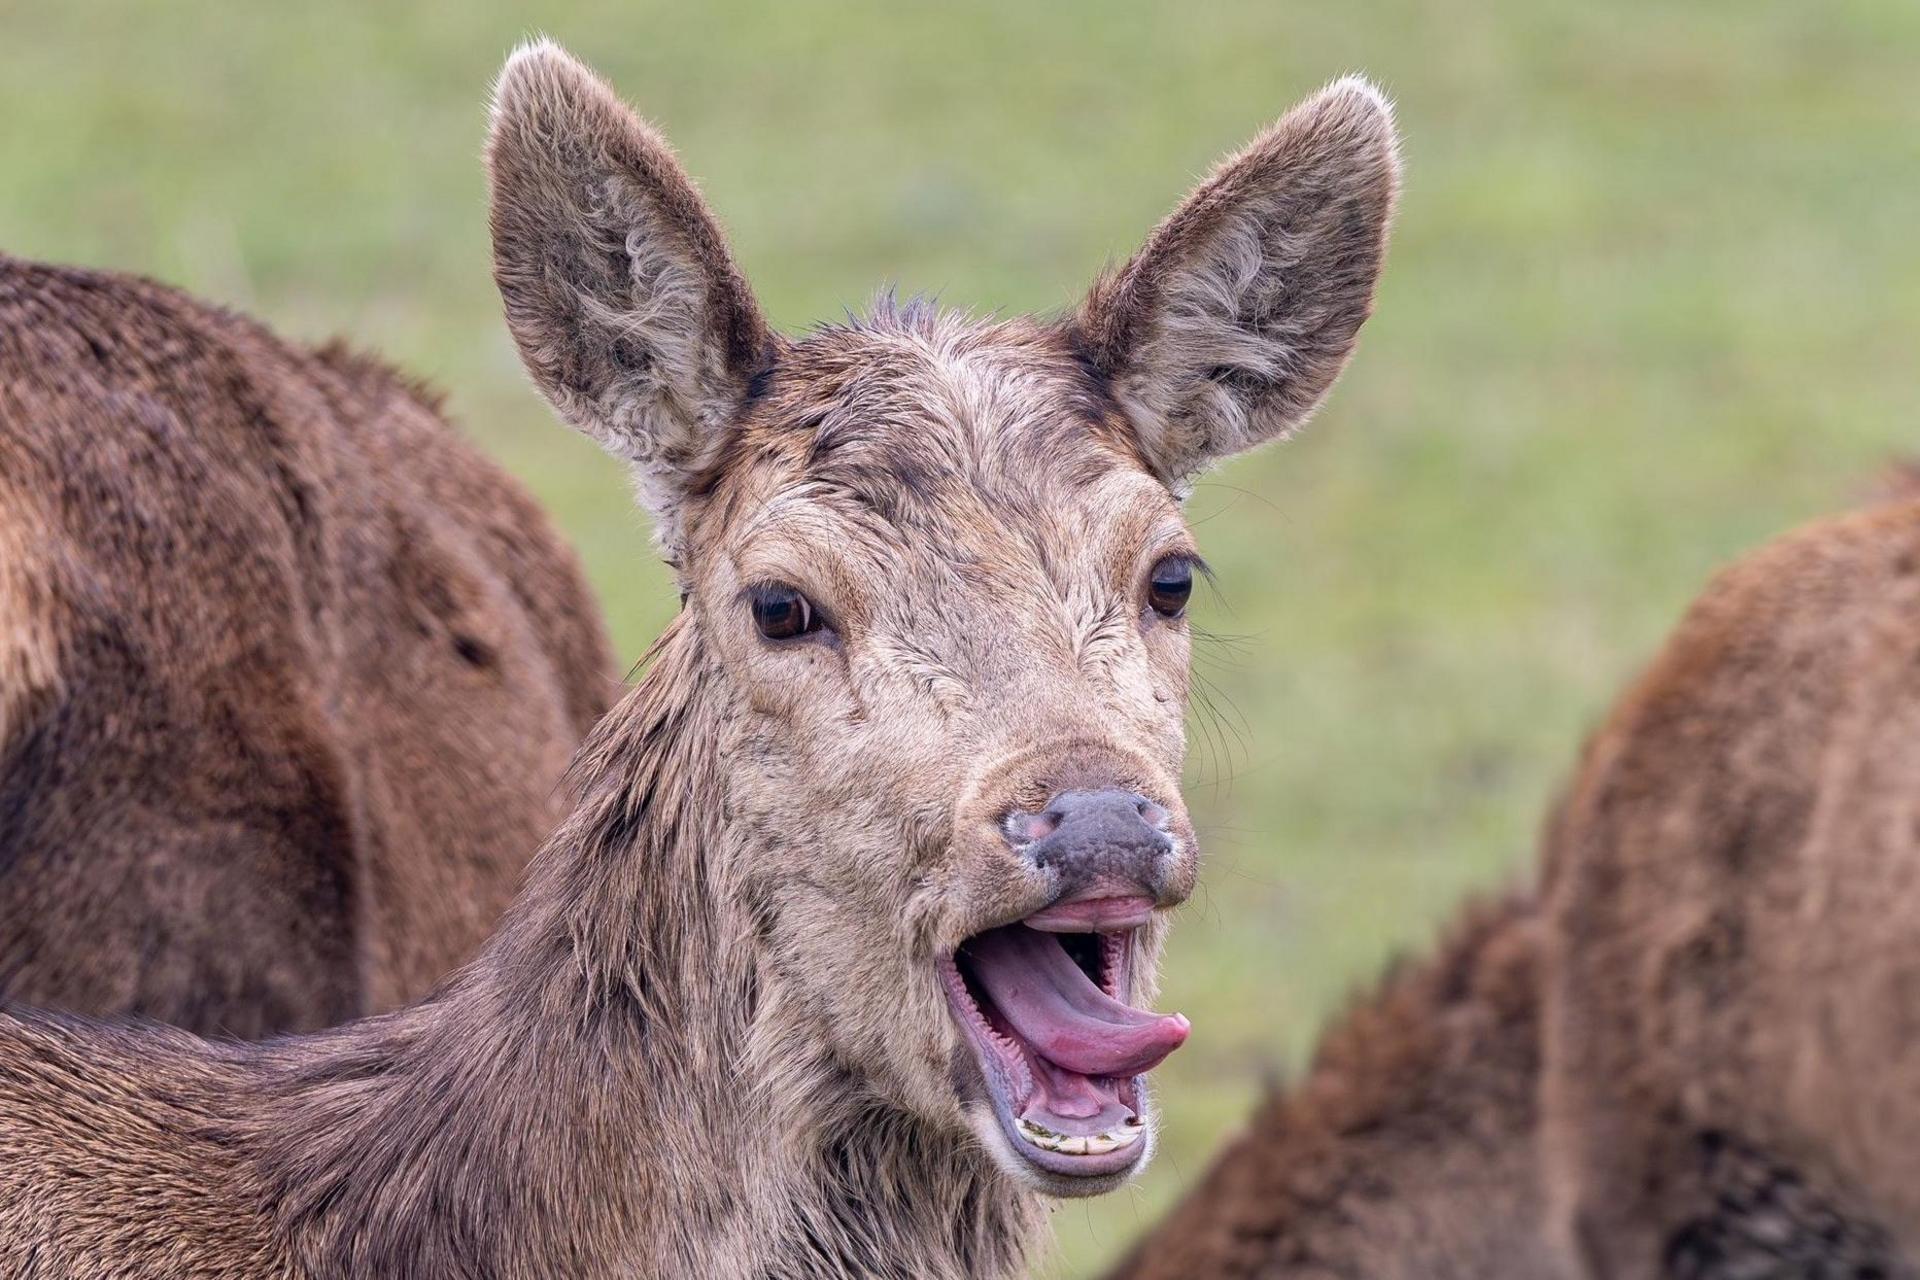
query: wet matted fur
[
  {"left": 0, "top": 40, "right": 1398, "bottom": 1278},
  {"left": 0, "top": 257, "right": 616, "bottom": 1038}
]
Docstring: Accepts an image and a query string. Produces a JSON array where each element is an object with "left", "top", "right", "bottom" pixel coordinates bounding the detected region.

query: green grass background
[{"left": 4, "top": 1, "right": 1916, "bottom": 1272}]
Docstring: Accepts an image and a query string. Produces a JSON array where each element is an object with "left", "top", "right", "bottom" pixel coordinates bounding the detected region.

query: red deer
[
  {"left": 1543, "top": 496, "right": 1920, "bottom": 1276},
  {"left": 0, "top": 257, "right": 615, "bottom": 1039},
  {"left": 0, "top": 41, "right": 1398, "bottom": 1277}
]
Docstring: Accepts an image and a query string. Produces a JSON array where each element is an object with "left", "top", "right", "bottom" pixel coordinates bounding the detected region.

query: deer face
[{"left": 488, "top": 43, "right": 1397, "bottom": 1198}]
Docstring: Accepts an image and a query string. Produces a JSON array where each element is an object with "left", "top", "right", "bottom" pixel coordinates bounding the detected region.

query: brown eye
[
  {"left": 750, "top": 585, "right": 817, "bottom": 641},
  {"left": 1147, "top": 557, "right": 1194, "bottom": 619}
]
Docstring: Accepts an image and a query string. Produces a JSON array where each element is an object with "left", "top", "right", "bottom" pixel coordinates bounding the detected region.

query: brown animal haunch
[
  {"left": 1543, "top": 498, "right": 1920, "bottom": 1276},
  {"left": 0, "top": 257, "right": 616, "bottom": 1039}
]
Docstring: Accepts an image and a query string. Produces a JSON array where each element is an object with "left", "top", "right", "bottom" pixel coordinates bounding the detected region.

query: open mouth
[{"left": 939, "top": 901, "right": 1189, "bottom": 1186}]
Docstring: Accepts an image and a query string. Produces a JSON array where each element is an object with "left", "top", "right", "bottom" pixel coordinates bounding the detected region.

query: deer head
[{"left": 487, "top": 40, "right": 1397, "bottom": 1198}]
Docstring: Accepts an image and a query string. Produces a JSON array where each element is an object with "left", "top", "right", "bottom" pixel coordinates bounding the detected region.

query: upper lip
[{"left": 1020, "top": 892, "right": 1156, "bottom": 933}]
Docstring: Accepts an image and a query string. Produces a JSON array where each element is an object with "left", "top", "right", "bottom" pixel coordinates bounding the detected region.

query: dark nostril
[{"left": 1002, "top": 809, "right": 1062, "bottom": 846}]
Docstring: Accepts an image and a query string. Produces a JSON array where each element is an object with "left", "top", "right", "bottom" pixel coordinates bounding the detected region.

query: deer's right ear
[{"left": 487, "top": 40, "right": 771, "bottom": 552}]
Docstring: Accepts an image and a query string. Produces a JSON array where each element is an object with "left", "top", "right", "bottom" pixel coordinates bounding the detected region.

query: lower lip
[{"left": 986, "top": 1095, "right": 1151, "bottom": 1178}]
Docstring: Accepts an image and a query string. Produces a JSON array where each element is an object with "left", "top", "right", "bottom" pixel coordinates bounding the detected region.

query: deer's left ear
[{"left": 1075, "top": 78, "right": 1400, "bottom": 486}]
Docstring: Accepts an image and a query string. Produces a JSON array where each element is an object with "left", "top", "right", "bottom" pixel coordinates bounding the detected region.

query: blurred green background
[{"left": 4, "top": 1, "right": 1916, "bottom": 1272}]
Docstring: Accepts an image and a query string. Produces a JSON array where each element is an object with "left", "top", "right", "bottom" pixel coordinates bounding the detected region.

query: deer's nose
[{"left": 1003, "top": 789, "right": 1178, "bottom": 924}]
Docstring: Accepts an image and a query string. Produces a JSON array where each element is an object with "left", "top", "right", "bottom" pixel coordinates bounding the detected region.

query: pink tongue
[{"left": 962, "top": 925, "right": 1189, "bottom": 1077}]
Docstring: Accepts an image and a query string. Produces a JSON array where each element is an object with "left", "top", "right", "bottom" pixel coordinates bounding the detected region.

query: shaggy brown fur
[
  {"left": 0, "top": 256, "right": 616, "bottom": 1038},
  {"left": 1104, "top": 892, "right": 1570, "bottom": 1280},
  {"left": 1542, "top": 496, "right": 1920, "bottom": 1278},
  {"left": 0, "top": 39, "right": 1398, "bottom": 1279}
]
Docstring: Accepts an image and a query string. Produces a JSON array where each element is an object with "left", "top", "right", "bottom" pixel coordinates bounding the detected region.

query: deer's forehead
[{"left": 716, "top": 321, "right": 1163, "bottom": 544}]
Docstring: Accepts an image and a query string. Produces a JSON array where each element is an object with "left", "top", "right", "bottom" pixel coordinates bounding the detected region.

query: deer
[
  {"left": 0, "top": 39, "right": 1398, "bottom": 1280},
  {"left": 0, "top": 255, "right": 615, "bottom": 1040},
  {"left": 1541, "top": 491, "right": 1920, "bottom": 1277}
]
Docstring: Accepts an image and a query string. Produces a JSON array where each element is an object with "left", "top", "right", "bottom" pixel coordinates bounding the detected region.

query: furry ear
[
  {"left": 487, "top": 40, "right": 772, "bottom": 554},
  {"left": 1076, "top": 78, "right": 1400, "bottom": 486}
]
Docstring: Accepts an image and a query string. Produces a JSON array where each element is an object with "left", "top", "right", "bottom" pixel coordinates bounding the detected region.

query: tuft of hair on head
[{"left": 1075, "top": 74, "right": 1402, "bottom": 487}]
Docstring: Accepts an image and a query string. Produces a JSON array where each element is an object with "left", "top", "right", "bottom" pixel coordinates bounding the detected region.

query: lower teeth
[{"left": 1016, "top": 1117, "right": 1144, "bottom": 1156}]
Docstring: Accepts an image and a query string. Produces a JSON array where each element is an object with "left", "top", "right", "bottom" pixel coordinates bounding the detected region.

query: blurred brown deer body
[
  {"left": 1105, "top": 892, "right": 1570, "bottom": 1280},
  {"left": 1543, "top": 497, "right": 1920, "bottom": 1277},
  {"left": 0, "top": 40, "right": 1399, "bottom": 1280},
  {"left": 0, "top": 256, "right": 615, "bottom": 1039}
]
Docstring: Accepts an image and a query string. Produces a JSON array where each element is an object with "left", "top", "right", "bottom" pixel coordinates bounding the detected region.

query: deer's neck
[{"left": 252, "top": 617, "right": 1037, "bottom": 1279}]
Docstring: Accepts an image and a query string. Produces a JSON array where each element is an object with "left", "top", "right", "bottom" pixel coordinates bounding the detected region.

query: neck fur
[{"left": 249, "top": 615, "right": 1040, "bottom": 1279}]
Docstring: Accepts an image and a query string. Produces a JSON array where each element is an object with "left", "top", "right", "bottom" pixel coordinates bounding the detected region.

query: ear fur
[
  {"left": 486, "top": 39, "right": 772, "bottom": 554},
  {"left": 1077, "top": 77, "right": 1401, "bottom": 485}
]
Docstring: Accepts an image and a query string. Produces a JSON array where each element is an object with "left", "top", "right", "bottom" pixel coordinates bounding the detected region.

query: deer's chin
[{"left": 937, "top": 919, "right": 1188, "bottom": 1197}]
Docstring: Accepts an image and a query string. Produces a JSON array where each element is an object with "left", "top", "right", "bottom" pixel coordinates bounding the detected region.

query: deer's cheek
[{"left": 734, "top": 656, "right": 858, "bottom": 725}]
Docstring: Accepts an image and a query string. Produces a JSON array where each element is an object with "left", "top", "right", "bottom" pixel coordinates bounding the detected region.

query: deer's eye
[
  {"left": 1146, "top": 557, "right": 1194, "bottom": 619},
  {"left": 749, "top": 585, "right": 818, "bottom": 641}
]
